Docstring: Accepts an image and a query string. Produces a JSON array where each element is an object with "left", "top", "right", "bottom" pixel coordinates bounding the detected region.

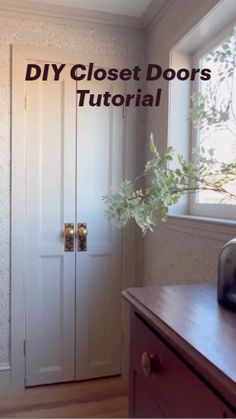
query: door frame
[{"left": 11, "top": 44, "right": 137, "bottom": 391}]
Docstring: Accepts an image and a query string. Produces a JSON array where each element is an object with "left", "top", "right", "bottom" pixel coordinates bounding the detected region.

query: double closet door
[{"left": 24, "top": 63, "right": 124, "bottom": 386}]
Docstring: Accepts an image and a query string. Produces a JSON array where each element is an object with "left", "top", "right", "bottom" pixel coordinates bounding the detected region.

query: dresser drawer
[{"left": 130, "top": 312, "right": 233, "bottom": 418}]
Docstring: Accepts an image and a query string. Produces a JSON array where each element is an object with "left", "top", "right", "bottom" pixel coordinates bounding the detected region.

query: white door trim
[{"left": 11, "top": 44, "right": 137, "bottom": 391}]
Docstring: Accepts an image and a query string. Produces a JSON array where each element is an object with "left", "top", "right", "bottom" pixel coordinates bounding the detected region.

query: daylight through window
[{"left": 191, "top": 25, "right": 236, "bottom": 218}]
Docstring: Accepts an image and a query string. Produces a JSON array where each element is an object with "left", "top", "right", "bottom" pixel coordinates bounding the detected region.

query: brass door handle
[
  {"left": 64, "top": 223, "right": 74, "bottom": 252},
  {"left": 77, "top": 223, "right": 87, "bottom": 251}
]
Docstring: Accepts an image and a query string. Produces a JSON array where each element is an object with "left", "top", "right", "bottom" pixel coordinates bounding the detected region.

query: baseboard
[{"left": 0, "top": 365, "right": 11, "bottom": 394}]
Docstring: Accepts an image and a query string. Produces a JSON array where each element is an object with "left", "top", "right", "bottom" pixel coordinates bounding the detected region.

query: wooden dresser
[{"left": 122, "top": 284, "right": 236, "bottom": 418}]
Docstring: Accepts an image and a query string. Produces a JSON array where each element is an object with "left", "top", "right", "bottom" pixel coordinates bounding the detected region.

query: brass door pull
[
  {"left": 77, "top": 223, "right": 87, "bottom": 251},
  {"left": 64, "top": 223, "right": 74, "bottom": 252}
]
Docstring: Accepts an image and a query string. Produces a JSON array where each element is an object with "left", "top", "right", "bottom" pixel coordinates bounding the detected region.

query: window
[
  {"left": 168, "top": 1, "right": 236, "bottom": 221},
  {"left": 190, "top": 23, "right": 236, "bottom": 219}
]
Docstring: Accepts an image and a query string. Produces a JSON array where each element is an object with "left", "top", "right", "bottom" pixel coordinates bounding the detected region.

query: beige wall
[
  {"left": 0, "top": 12, "right": 143, "bottom": 366},
  {"left": 140, "top": 0, "right": 236, "bottom": 287}
]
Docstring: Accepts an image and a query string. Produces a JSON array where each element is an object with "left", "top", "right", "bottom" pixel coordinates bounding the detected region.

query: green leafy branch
[{"left": 103, "top": 134, "right": 236, "bottom": 234}]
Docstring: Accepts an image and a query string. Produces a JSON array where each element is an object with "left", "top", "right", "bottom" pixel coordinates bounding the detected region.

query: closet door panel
[
  {"left": 76, "top": 80, "right": 123, "bottom": 380},
  {"left": 25, "top": 65, "right": 77, "bottom": 386}
]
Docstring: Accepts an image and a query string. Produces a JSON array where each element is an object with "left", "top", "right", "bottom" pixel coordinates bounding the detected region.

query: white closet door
[
  {"left": 75, "top": 81, "right": 123, "bottom": 380},
  {"left": 25, "top": 64, "right": 77, "bottom": 386},
  {"left": 24, "top": 58, "right": 124, "bottom": 385}
]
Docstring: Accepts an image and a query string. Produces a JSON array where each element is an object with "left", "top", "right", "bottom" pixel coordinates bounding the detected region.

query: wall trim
[
  {"left": 0, "top": 370, "right": 11, "bottom": 394},
  {"left": 142, "top": 0, "right": 173, "bottom": 34},
  {"left": 0, "top": 0, "right": 142, "bottom": 31},
  {"left": 0, "top": 0, "right": 171, "bottom": 33},
  {"left": 0, "top": 363, "right": 11, "bottom": 371}
]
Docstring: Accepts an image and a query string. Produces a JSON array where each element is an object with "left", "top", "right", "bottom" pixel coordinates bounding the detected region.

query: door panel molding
[
  {"left": 11, "top": 44, "right": 137, "bottom": 391},
  {"left": 24, "top": 67, "right": 76, "bottom": 386},
  {"left": 75, "top": 80, "right": 124, "bottom": 379}
]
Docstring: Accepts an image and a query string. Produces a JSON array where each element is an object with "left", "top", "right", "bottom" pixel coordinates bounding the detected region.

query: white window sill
[
  {"left": 166, "top": 214, "right": 236, "bottom": 241},
  {"left": 168, "top": 213, "right": 236, "bottom": 226}
]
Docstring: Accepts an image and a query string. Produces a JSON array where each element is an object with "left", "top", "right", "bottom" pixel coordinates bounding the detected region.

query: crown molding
[
  {"left": 0, "top": 0, "right": 143, "bottom": 31},
  {"left": 142, "top": 0, "right": 173, "bottom": 33},
  {"left": 0, "top": 0, "right": 173, "bottom": 33}
]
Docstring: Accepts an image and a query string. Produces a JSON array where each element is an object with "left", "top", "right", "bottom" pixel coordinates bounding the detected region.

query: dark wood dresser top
[{"left": 122, "top": 284, "right": 236, "bottom": 408}]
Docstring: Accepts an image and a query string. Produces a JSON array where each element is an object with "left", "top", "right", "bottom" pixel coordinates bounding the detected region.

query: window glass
[{"left": 194, "top": 27, "right": 236, "bottom": 207}]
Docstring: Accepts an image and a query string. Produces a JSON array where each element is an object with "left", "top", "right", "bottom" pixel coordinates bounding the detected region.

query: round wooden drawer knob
[{"left": 141, "top": 352, "right": 162, "bottom": 377}]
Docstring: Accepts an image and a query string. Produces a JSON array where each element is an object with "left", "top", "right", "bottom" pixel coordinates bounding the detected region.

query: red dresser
[{"left": 123, "top": 284, "right": 236, "bottom": 418}]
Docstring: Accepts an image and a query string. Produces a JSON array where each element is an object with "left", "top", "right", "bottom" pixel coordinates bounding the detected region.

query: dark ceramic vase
[{"left": 218, "top": 239, "right": 236, "bottom": 310}]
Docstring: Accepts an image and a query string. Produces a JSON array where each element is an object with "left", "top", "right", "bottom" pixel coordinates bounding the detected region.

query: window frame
[{"left": 189, "top": 19, "right": 236, "bottom": 220}]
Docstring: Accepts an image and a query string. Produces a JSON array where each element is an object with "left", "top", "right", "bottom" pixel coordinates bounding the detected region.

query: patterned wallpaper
[
  {"left": 142, "top": 220, "right": 236, "bottom": 286},
  {"left": 0, "top": 14, "right": 143, "bottom": 364},
  {"left": 0, "top": 43, "right": 11, "bottom": 365}
]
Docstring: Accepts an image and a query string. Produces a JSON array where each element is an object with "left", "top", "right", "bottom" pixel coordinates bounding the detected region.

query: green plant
[{"left": 103, "top": 135, "right": 236, "bottom": 233}]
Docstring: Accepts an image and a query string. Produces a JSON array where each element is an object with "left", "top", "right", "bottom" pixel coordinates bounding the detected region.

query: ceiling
[{"left": 24, "top": 0, "right": 153, "bottom": 17}]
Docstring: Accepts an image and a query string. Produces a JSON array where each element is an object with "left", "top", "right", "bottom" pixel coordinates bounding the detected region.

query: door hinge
[
  {"left": 122, "top": 104, "right": 126, "bottom": 118},
  {"left": 23, "top": 340, "right": 26, "bottom": 356},
  {"left": 25, "top": 95, "right": 27, "bottom": 111}
]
